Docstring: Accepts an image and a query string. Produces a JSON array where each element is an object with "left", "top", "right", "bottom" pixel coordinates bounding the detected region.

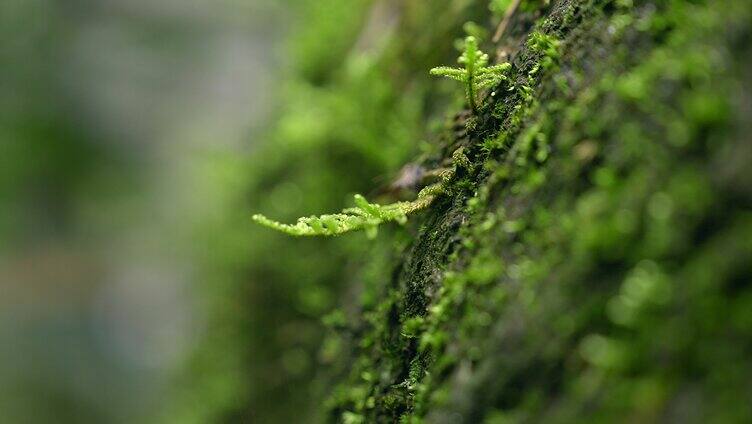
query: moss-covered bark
[
  {"left": 323, "top": 0, "right": 752, "bottom": 422},
  {"left": 172, "top": 0, "right": 752, "bottom": 422}
]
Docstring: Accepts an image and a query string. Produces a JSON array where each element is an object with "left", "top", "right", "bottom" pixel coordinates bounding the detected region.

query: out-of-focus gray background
[{"left": 0, "top": 0, "right": 286, "bottom": 421}]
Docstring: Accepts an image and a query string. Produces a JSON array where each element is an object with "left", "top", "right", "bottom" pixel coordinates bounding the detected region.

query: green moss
[
  {"left": 431, "top": 35, "right": 512, "bottom": 113},
  {"left": 176, "top": 0, "right": 752, "bottom": 422},
  {"left": 324, "top": 0, "right": 752, "bottom": 422},
  {"left": 253, "top": 191, "right": 439, "bottom": 238}
]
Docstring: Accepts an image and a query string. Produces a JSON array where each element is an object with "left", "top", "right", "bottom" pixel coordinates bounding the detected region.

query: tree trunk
[{"left": 322, "top": 0, "right": 752, "bottom": 422}]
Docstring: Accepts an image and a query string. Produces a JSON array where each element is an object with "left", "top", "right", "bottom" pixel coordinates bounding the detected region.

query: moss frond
[
  {"left": 253, "top": 188, "right": 441, "bottom": 239},
  {"left": 430, "top": 36, "right": 511, "bottom": 113},
  {"left": 429, "top": 67, "right": 466, "bottom": 81}
]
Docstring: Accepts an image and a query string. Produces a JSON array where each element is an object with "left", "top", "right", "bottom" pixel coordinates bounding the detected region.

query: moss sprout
[
  {"left": 253, "top": 184, "right": 443, "bottom": 238},
  {"left": 430, "top": 36, "right": 511, "bottom": 113}
]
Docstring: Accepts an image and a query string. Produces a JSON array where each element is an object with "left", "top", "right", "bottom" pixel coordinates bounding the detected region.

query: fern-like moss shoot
[
  {"left": 253, "top": 189, "right": 439, "bottom": 238},
  {"left": 430, "top": 36, "right": 511, "bottom": 113}
]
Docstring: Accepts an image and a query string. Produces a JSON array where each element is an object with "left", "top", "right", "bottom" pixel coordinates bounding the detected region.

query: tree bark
[{"left": 324, "top": 0, "right": 752, "bottom": 422}]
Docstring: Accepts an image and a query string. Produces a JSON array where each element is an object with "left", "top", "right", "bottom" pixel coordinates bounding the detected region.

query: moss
[{"left": 324, "top": 0, "right": 752, "bottom": 422}]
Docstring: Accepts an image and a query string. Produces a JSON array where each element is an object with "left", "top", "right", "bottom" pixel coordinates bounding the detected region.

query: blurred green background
[{"left": 1, "top": 0, "right": 301, "bottom": 422}]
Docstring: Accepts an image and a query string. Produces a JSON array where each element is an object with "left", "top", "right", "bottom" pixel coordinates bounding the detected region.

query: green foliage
[
  {"left": 489, "top": 0, "right": 515, "bottom": 16},
  {"left": 527, "top": 31, "right": 560, "bottom": 70},
  {"left": 430, "top": 36, "right": 511, "bottom": 113},
  {"left": 253, "top": 188, "right": 439, "bottom": 238}
]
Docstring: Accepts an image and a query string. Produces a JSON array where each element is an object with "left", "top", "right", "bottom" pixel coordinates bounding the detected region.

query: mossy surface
[
  {"left": 321, "top": 0, "right": 752, "bottom": 422},
  {"left": 173, "top": 0, "right": 752, "bottom": 422}
]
